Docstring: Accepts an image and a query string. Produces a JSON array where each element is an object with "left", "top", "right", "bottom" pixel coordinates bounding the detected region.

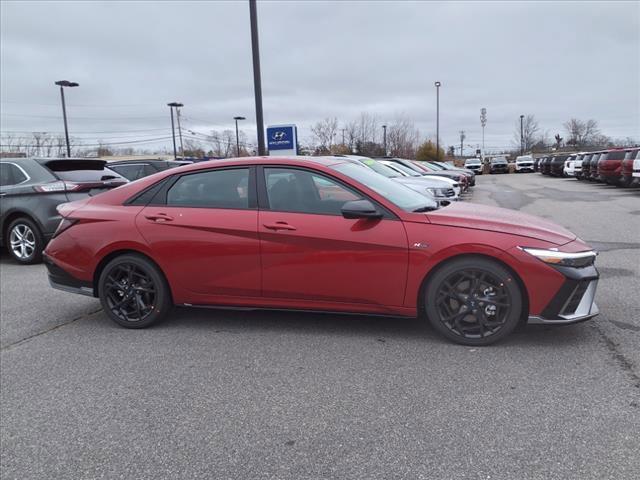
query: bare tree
[
  {"left": 512, "top": 115, "right": 540, "bottom": 152},
  {"left": 564, "top": 118, "right": 601, "bottom": 147},
  {"left": 386, "top": 115, "right": 420, "bottom": 158},
  {"left": 310, "top": 117, "right": 338, "bottom": 153}
]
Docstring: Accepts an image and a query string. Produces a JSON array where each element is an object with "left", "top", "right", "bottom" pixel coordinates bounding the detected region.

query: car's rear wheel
[
  {"left": 98, "top": 254, "right": 172, "bottom": 328},
  {"left": 424, "top": 257, "right": 522, "bottom": 346},
  {"left": 7, "top": 217, "right": 43, "bottom": 265}
]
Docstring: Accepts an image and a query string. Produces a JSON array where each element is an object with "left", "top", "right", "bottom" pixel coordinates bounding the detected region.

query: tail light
[
  {"left": 52, "top": 218, "right": 79, "bottom": 238},
  {"left": 34, "top": 181, "right": 82, "bottom": 193}
]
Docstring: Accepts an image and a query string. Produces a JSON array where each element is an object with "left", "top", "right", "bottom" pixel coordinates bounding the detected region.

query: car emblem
[
  {"left": 272, "top": 131, "right": 287, "bottom": 141},
  {"left": 412, "top": 242, "right": 429, "bottom": 249}
]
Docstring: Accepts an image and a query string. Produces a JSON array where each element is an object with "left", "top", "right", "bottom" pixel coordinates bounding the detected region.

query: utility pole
[
  {"left": 480, "top": 108, "right": 487, "bottom": 161},
  {"left": 234, "top": 116, "right": 246, "bottom": 157},
  {"left": 167, "top": 102, "right": 183, "bottom": 160},
  {"left": 435, "top": 81, "right": 441, "bottom": 160},
  {"left": 459, "top": 130, "right": 466, "bottom": 157},
  {"left": 177, "top": 106, "right": 185, "bottom": 159},
  {"left": 54, "top": 80, "right": 79, "bottom": 157},
  {"left": 249, "top": 0, "right": 265, "bottom": 155},
  {"left": 520, "top": 114, "right": 525, "bottom": 155},
  {"left": 382, "top": 125, "right": 387, "bottom": 155}
]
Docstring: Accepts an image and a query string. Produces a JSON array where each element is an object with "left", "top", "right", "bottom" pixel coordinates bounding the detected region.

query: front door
[{"left": 258, "top": 167, "right": 408, "bottom": 307}]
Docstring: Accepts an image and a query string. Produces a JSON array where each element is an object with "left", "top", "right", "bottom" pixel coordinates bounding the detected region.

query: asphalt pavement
[{"left": 1, "top": 173, "right": 639, "bottom": 480}]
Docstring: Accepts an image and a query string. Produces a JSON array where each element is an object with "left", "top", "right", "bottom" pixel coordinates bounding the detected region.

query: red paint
[{"left": 44, "top": 156, "right": 594, "bottom": 318}]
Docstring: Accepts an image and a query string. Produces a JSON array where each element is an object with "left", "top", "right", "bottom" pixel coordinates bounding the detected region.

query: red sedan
[{"left": 44, "top": 156, "right": 599, "bottom": 345}]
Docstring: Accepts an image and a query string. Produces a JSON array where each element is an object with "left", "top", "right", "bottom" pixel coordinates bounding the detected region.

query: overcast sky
[{"left": 1, "top": 0, "right": 638, "bottom": 153}]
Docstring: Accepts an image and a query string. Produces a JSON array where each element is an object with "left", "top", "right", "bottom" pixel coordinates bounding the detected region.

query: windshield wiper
[{"left": 413, "top": 205, "right": 438, "bottom": 212}]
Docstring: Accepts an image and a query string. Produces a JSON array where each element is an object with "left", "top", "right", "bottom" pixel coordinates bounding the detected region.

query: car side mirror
[{"left": 341, "top": 200, "right": 383, "bottom": 219}]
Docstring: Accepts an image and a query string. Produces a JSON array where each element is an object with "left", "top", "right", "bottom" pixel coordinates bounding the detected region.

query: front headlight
[
  {"left": 520, "top": 247, "right": 597, "bottom": 268},
  {"left": 427, "top": 187, "right": 448, "bottom": 198}
]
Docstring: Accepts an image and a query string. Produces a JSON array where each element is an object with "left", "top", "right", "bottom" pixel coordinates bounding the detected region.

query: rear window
[
  {"left": 43, "top": 160, "right": 126, "bottom": 182},
  {"left": 606, "top": 151, "right": 626, "bottom": 160}
]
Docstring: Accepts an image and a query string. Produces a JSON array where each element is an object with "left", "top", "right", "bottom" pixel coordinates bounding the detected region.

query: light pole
[
  {"left": 234, "top": 116, "right": 246, "bottom": 156},
  {"left": 54, "top": 80, "right": 79, "bottom": 157},
  {"left": 520, "top": 114, "right": 525, "bottom": 155},
  {"left": 434, "top": 81, "right": 441, "bottom": 160},
  {"left": 480, "top": 108, "right": 487, "bottom": 161},
  {"left": 167, "top": 102, "right": 183, "bottom": 160},
  {"left": 249, "top": 0, "right": 265, "bottom": 155},
  {"left": 382, "top": 125, "right": 387, "bottom": 155}
]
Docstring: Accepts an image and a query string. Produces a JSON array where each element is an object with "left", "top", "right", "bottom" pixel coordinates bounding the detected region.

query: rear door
[
  {"left": 258, "top": 166, "right": 408, "bottom": 307},
  {"left": 136, "top": 166, "right": 261, "bottom": 297}
]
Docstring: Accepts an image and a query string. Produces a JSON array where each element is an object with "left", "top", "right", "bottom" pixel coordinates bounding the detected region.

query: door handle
[
  {"left": 263, "top": 222, "right": 296, "bottom": 231},
  {"left": 145, "top": 213, "right": 174, "bottom": 223}
]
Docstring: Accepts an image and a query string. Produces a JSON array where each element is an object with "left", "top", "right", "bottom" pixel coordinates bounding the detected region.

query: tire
[
  {"left": 6, "top": 217, "right": 44, "bottom": 265},
  {"left": 423, "top": 257, "right": 523, "bottom": 346},
  {"left": 98, "top": 254, "right": 172, "bottom": 328}
]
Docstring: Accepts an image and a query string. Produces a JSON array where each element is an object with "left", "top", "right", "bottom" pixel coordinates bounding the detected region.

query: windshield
[
  {"left": 331, "top": 162, "right": 438, "bottom": 212},
  {"left": 465, "top": 159, "right": 481, "bottom": 165},
  {"left": 491, "top": 159, "right": 507, "bottom": 164},
  {"left": 358, "top": 158, "right": 397, "bottom": 178},
  {"left": 387, "top": 161, "right": 422, "bottom": 177}
]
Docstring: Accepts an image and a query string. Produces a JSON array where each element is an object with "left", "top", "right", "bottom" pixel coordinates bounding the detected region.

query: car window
[
  {"left": 110, "top": 164, "right": 154, "bottom": 181},
  {"left": 607, "top": 151, "right": 626, "bottom": 160},
  {"left": 43, "top": 159, "right": 125, "bottom": 182},
  {"left": 265, "top": 167, "right": 361, "bottom": 215},
  {"left": 166, "top": 168, "right": 250, "bottom": 209},
  {"left": 0, "top": 163, "right": 28, "bottom": 186}
]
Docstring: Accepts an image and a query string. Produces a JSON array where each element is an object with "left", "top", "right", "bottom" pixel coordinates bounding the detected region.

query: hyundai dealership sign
[{"left": 266, "top": 124, "right": 298, "bottom": 155}]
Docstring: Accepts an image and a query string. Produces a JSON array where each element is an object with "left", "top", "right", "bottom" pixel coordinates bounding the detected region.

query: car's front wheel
[
  {"left": 424, "top": 257, "right": 523, "bottom": 346},
  {"left": 98, "top": 254, "right": 172, "bottom": 328},
  {"left": 7, "top": 217, "right": 44, "bottom": 265}
]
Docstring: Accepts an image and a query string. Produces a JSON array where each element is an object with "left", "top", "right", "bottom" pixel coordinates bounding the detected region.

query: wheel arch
[
  {"left": 1, "top": 210, "right": 44, "bottom": 245},
  {"left": 92, "top": 249, "right": 174, "bottom": 303},
  {"left": 417, "top": 252, "right": 530, "bottom": 325}
]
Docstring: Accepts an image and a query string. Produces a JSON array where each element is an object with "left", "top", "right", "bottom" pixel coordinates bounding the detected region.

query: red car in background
[
  {"left": 596, "top": 149, "right": 627, "bottom": 185},
  {"left": 44, "top": 156, "right": 599, "bottom": 346},
  {"left": 619, "top": 148, "right": 640, "bottom": 187}
]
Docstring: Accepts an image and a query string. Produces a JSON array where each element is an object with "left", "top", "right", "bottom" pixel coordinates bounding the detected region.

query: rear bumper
[{"left": 44, "top": 253, "right": 95, "bottom": 297}]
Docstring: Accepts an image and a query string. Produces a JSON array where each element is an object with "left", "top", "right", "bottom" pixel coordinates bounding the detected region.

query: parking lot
[{"left": 1, "top": 173, "right": 639, "bottom": 479}]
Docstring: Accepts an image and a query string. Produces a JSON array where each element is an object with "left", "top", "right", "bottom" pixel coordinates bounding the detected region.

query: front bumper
[
  {"left": 527, "top": 264, "right": 599, "bottom": 325},
  {"left": 44, "top": 254, "right": 95, "bottom": 297}
]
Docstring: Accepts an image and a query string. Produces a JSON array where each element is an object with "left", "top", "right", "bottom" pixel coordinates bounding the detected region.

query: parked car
[
  {"left": 597, "top": 148, "right": 627, "bottom": 185},
  {"left": 586, "top": 152, "right": 605, "bottom": 182},
  {"left": 580, "top": 153, "right": 595, "bottom": 180},
  {"left": 563, "top": 155, "right": 577, "bottom": 177},
  {"left": 336, "top": 156, "right": 459, "bottom": 202},
  {"left": 633, "top": 150, "right": 640, "bottom": 186},
  {"left": 550, "top": 154, "right": 570, "bottom": 177},
  {"left": 573, "top": 153, "right": 586, "bottom": 179},
  {"left": 44, "top": 156, "right": 600, "bottom": 346},
  {"left": 464, "top": 158, "right": 482, "bottom": 174},
  {"left": 620, "top": 148, "right": 640, "bottom": 187},
  {"left": 489, "top": 157, "right": 509, "bottom": 174},
  {"left": 514, "top": 155, "right": 534, "bottom": 173},
  {"left": 377, "top": 157, "right": 469, "bottom": 190},
  {"left": 0, "top": 158, "right": 128, "bottom": 264},
  {"left": 540, "top": 156, "right": 552, "bottom": 175},
  {"left": 533, "top": 157, "right": 541, "bottom": 172},
  {"left": 430, "top": 161, "right": 476, "bottom": 186},
  {"left": 107, "top": 159, "right": 192, "bottom": 181},
  {"left": 375, "top": 159, "right": 461, "bottom": 198}
]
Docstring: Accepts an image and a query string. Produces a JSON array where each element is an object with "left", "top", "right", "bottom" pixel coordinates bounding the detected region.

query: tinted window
[
  {"left": 0, "top": 163, "right": 28, "bottom": 186},
  {"left": 167, "top": 168, "right": 250, "bottom": 208},
  {"left": 43, "top": 160, "right": 125, "bottom": 182},
  {"left": 265, "top": 168, "right": 361, "bottom": 215},
  {"left": 607, "top": 151, "right": 626, "bottom": 160},
  {"left": 110, "top": 164, "right": 156, "bottom": 180}
]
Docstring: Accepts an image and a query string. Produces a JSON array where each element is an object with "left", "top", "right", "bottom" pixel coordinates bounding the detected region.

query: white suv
[
  {"left": 464, "top": 158, "right": 482, "bottom": 174},
  {"left": 514, "top": 155, "right": 534, "bottom": 173}
]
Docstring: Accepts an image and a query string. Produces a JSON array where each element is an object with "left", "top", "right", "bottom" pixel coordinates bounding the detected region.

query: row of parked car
[
  {"left": 534, "top": 148, "right": 640, "bottom": 186},
  {"left": 0, "top": 155, "right": 476, "bottom": 265}
]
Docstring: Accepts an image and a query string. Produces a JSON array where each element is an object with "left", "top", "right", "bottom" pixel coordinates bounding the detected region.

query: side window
[
  {"left": 264, "top": 168, "right": 361, "bottom": 215},
  {"left": 110, "top": 164, "right": 149, "bottom": 181},
  {"left": 166, "top": 168, "right": 250, "bottom": 209},
  {"left": 0, "top": 163, "right": 27, "bottom": 186}
]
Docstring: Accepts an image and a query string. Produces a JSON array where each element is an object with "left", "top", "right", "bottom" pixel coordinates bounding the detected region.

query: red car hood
[{"left": 426, "top": 202, "right": 576, "bottom": 246}]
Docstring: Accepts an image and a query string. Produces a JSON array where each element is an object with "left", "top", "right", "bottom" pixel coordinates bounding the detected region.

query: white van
[{"left": 514, "top": 155, "right": 534, "bottom": 173}]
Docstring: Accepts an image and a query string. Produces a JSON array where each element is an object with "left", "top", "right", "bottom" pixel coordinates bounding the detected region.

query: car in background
[
  {"left": 430, "top": 161, "right": 476, "bottom": 186},
  {"left": 514, "top": 155, "right": 534, "bottom": 173},
  {"left": 107, "top": 159, "right": 192, "bottom": 181},
  {"left": 0, "top": 158, "right": 128, "bottom": 264},
  {"left": 597, "top": 148, "right": 627, "bottom": 185},
  {"left": 378, "top": 157, "right": 469, "bottom": 191},
  {"left": 464, "top": 158, "right": 482, "bottom": 174},
  {"left": 620, "top": 148, "right": 640, "bottom": 187},
  {"left": 540, "top": 156, "right": 552, "bottom": 175},
  {"left": 579, "top": 153, "right": 595, "bottom": 180},
  {"left": 585, "top": 152, "right": 605, "bottom": 182},
  {"left": 44, "top": 155, "right": 600, "bottom": 346},
  {"left": 336, "top": 156, "right": 459, "bottom": 202},
  {"left": 533, "top": 157, "right": 541, "bottom": 172},
  {"left": 563, "top": 155, "right": 577, "bottom": 177},
  {"left": 633, "top": 150, "right": 640, "bottom": 186},
  {"left": 489, "top": 157, "right": 508, "bottom": 174},
  {"left": 550, "top": 154, "right": 570, "bottom": 177},
  {"left": 573, "top": 153, "right": 587, "bottom": 179}
]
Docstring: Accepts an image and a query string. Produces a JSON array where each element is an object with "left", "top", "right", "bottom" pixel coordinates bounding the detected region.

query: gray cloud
[{"left": 1, "top": 0, "right": 638, "bottom": 152}]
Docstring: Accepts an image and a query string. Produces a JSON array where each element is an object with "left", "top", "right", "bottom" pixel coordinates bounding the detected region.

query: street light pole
[
  {"left": 167, "top": 102, "right": 183, "bottom": 160},
  {"left": 234, "top": 116, "right": 246, "bottom": 157},
  {"left": 54, "top": 80, "right": 79, "bottom": 157},
  {"left": 434, "top": 81, "right": 441, "bottom": 160},
  {"left": 176, "top": 106, "right": 185, "bottom": 159},
  {"left": 382, "top": 125, "right": 387, "bottom": 155},
  {"left": 480, "top": 108, "right": 487, "bottom": 162},
  {"left": 249, "top": 0, "right": 265, "bottom": 155},
  {"left": 520, "top": 114, "right": 525, "bottom": 155}
]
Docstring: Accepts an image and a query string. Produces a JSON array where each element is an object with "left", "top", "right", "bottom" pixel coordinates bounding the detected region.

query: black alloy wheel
[
  {"left": 424, "top": 257, "right": 522, "bottom": 345},
  {"left": 98, "top": 254, "right": 171, "bottom": 328}
]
